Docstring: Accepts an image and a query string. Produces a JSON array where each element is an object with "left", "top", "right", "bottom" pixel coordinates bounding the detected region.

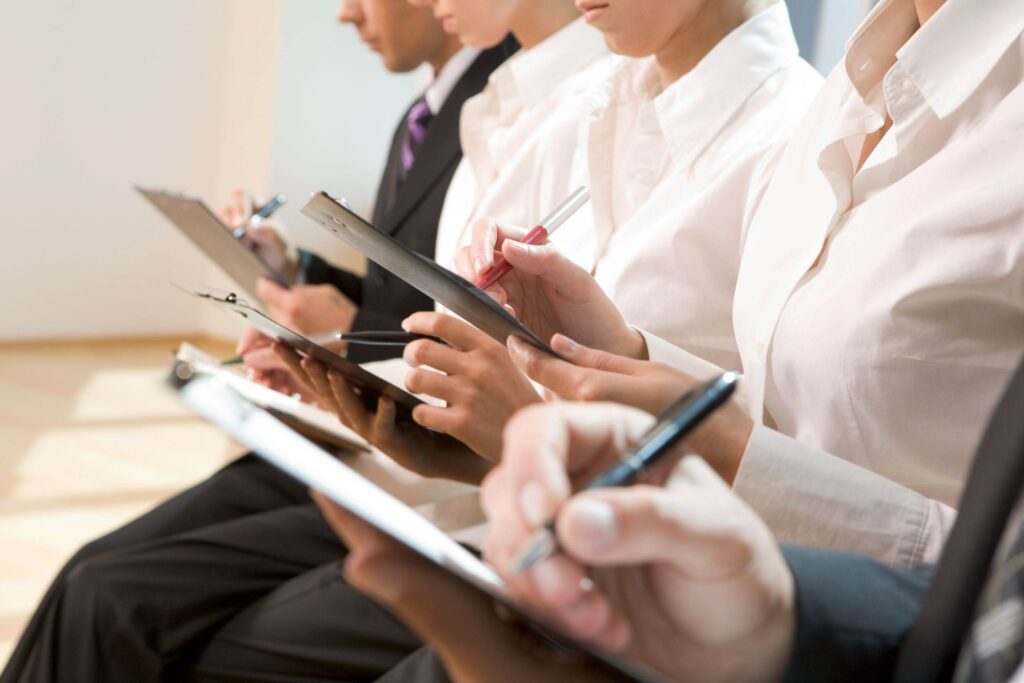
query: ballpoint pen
[
  {"left": 474, "top": 187, "right": 591, "bottom": 291},
  {"left": 510, "top": 372, "right": 740, "bottom": 574},
  {"left": 232, "top": 194, "right": 288, "bottom": 239},
  {"left": 221, "top": 330, "right": 444, "bottom": 366}
]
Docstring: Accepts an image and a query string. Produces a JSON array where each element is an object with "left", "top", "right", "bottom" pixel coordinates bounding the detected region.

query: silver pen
[{"left": 233, "top": 194, "right": 288, "bottom": 239}]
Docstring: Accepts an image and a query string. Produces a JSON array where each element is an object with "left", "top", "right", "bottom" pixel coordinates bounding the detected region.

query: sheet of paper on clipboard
[
  {"left": 300, "top": 192, "right": 557, "bottom": 355},
  {"left": 169, "top": 367, "right": 664, "bottom": 683}
]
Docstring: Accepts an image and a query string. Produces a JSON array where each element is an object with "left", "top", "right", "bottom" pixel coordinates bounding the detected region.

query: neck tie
[
  {"left": 956, "top": 494, "right": 1024, "bottom": 682},
  {"left": 401, "top": 97, "right": 433, "bottom": 176}
]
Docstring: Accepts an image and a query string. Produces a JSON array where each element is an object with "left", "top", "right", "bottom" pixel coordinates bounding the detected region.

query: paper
[{"left": 301, "top": 192, "right": 556, "bottom": 354}]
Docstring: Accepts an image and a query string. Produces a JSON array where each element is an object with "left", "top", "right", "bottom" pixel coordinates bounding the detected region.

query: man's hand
[
  {"left": 273, "top": 345, "right": 492, "bottom": 485},
  {"left": 481, "top": 403, "right": 795, "bottom": 683},
  {"left": 400, "top": 312, "right": 543, "bottom": 461},
  {"left": 218, "top": 187, "right": 297, "bottom": 281},
  {"left": 258, "top": 277, "right": 358, "bottom": 335},
  {"left": 456, "top": 218, "right": 645, "bottom": 359},
  {"left": 507, "top": 335, "right": 753, "bottom": 483},
  {"left": 312, "top": 493, "right": 618, "bottom": 683}
]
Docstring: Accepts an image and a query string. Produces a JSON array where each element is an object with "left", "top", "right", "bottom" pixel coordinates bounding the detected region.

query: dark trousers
[{"left": 0, "top": 454, "right": 434, "bottom": 683}]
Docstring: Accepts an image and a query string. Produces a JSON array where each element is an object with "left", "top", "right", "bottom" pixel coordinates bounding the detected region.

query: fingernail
[
  {"left": 506, "top": 240, "right": 527, "bottom": 255},
  {"left": 400, "top": 317, "right": 412, "bottom": 332},
  {"left": 568, "top": 499, "right": 618, "bottom": 549},
  {"left": 519, "top": 481, "right": 554, "bottom": 528},
  {"left": 552, "top": 334, "right": 578, "bottom": 353},
  {"left": 473, "top": 255, "right": 486, "bottom": 273},
  {"left": 530, "top": 559, "right": 564, "bottom": 601}
]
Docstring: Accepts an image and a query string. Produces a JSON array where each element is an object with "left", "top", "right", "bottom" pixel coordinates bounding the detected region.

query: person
[
  {"left": 0, "top": 1, "right": 514, "bottom": 681},
  {"left": 442, "top": 0, "right": 1024, "bottom": 567},
  {"left": 315, "top": 353, "right": 1024, "bottom": 683},
  {"left": 306, "top": 0, "right": 821, "bottom": 467}
]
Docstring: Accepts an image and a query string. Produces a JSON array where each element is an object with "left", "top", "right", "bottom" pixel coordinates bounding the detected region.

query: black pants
[{"left": 0, "top": 454, "right": 439, "bottom": 683}]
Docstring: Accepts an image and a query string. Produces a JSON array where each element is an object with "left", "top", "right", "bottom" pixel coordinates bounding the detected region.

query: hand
[
  {"left": 508, "top": 334, "right": 753, "bottom": 483},
  {"left": 257, "top": 278, "right": 358, "bottom": 335},
  {"left": 275, "top": 345, "right": 492, "bottom": 485},
  {"left": 456, "top": 218, "right": 645, "bottom": 359},
  {"left": 312, "top": 492, "right": 619, "bottom": 683},
  {"left": 233, "top": 328, "right": 321, "bottom": 402},
  {"left": 401, "top": 312, "right": 543, "bottom": 462},
  {"left": 481, "top": 403, "right": 795, "bottom": 683},
  {"left": 218, "top": 187, "right": 297, "bottom": 281}
]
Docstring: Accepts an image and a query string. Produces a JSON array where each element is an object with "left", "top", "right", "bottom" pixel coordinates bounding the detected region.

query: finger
[
  {"left": 499, "top": 240, "right": 583, "bottom": 285},
  {"left": 550, "top": 335, "right": 647, "bottom": 375},
  {"left": 557, "top": 479, "right": 753, "bottom": 579},
  {"left": 247, "top": 225, "right": 281, "bottom": 247},
  {"left": 327, "top": 370, "right": 373, "bottom": 434},
  {"left": 409, "top": 403, "right": 463, "bottom": 435},
  {"left": 455, "top": 246, "right": 476, "bottom": 282},
  {"left": 242, "top": 346, "right": 286, "bottom": 372},
  {"left": 300, "top": 356, "right": 341, "bottom": 412},
  {"left": 236, "top": 327, "right": 271, "bottom": 355},
  {"left": 508, "top": 336, "right": 601, "bottom": 400},
  {"left": 402, "top": 312, "right": 489, "bottom": 351},
  {"left": 469, "top": 217, "right": 501, "bottom": 276},
  {"left": 405, "top": 369, "right": 461, "bottom": 404},
  {"left": 371, "top": 396, "right": 397, "bottom": 442},
  {"left": 403, "top": 339, "right": 467, "bottom": 374},
  {"left": 272, "top": 342, "right": 315, "bottom": 391}
]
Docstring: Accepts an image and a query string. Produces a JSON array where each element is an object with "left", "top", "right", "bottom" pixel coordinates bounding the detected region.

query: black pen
[
  {"left": 233, "top": 194, "right": 287, "bottom": 239},
  {"left": 221, "top": 330, "right": 444, "bottom": 366},
  {"left": 510, "top": 372, "right": 740, "bottom": 574}
]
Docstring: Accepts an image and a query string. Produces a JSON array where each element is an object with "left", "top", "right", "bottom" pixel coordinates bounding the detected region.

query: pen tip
[{"left": 510, "top": 528, "right": 557, "bottom": 575}]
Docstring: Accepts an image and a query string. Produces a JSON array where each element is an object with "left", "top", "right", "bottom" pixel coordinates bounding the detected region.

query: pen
[
  {"left": 220, "top": 330, "right": 444, "bottom": 366},
  {"left": 474, "top": 187, "right": 590, "bottom": 291},
  {"left": 510, "top": 372, "right": 740, "bottom": 574},
  {"left": 233, "top": 193, "right": 288, "bottom": 239}
]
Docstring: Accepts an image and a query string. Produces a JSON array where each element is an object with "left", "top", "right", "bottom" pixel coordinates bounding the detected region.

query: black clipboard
[
  {"left": 139, "top": 187, "right": 288, "bottom": 301},
  {"left": 301, "top": 192, "right": 556, "bottom": 355},
  {"left": 187, "top": 289, "right": 424, "bottom": 421},
  {"left": 171, "top": 367, "right": 665, "bottom": 683}
]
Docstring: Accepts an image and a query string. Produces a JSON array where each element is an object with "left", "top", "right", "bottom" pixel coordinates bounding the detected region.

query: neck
[
  {"left": 428, "top": 36, "right": 464, "bottom": 75},
  {"left": 509, "top": 0, "right": 579, "bottom": 50},
  {"left": 655, "top": 0, "right": 772, "bottom": 90},
  {"left": 914, "top": 0, "right": 946, "bottom": 25}
]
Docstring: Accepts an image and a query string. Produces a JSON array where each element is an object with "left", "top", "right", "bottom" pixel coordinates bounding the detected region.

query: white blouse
[{"left": 647, "top": 0, "right": 1024, "bottom": 567}]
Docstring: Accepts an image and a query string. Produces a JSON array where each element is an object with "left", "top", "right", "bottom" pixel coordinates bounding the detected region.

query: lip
[
  {"left": 576, "top": 1, "right": 609, "bottom": 23},
  {"left": 436, "top": 14, "right": 457, "bottom": 33}
]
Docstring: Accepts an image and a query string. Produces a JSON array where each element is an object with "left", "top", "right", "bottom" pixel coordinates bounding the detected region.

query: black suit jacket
[
  {"left": 783, "top": 355, "right": 1024, "bottom": 683},
  {"left": 298, "top": 39, "right": 517, "bottom": 364}
]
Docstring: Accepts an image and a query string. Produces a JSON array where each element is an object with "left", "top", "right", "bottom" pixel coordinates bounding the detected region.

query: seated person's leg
[
  {"left": 2, "top": 476, "right": 323, "bottom": 683},
  {"left": 191, "top": 562, "right": 423, "bottom": 682}
]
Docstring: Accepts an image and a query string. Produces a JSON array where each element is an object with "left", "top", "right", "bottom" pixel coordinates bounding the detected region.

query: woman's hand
[
  {"left": 275, "top": 344, "right": 491, "bottom": 485},
  {"left": 456, "top": 217, "right": 645, "bottom": 359},
  {"left": 481, "top": 403, "right": 795, "bottom": 683},
  {"left": 508, "top": 335, "right": 753, "bottom": 483},
  {"left": 312, "top": 493, "right": 619, "bottom": 683},
  {"left": 400, "top": 312, "right": 543, "bottom": 461}
]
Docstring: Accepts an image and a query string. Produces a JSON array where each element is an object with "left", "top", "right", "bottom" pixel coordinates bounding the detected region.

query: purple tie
[{"left": 401, "top": 98, "right": 433, "bottom": 174}]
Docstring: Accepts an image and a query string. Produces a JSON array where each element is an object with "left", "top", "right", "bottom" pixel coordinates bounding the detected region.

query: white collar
[
  {"left": 845, "top": 0, "right": 1023, "bottom": 118},
  {"left": 424, "top": 47, "right": 481, "bottom": 114}
]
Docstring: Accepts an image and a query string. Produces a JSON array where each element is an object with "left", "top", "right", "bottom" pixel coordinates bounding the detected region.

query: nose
[{"left": 337, "top": 0, "right": 363, "bottom": 25}]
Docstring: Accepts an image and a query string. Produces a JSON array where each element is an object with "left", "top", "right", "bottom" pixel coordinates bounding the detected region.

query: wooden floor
[{"left": 0, "top": 337, "right": 240, "bottom": 667}]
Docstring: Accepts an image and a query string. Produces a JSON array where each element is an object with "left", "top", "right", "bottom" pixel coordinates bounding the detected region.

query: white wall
[{"left": 0, "top": 0, "right": 422, "bottom": 342}]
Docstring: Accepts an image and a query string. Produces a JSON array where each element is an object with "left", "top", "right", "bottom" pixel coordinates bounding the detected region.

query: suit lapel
[{"left": 378, "top": 38, "right": 518, "bottom": 235}]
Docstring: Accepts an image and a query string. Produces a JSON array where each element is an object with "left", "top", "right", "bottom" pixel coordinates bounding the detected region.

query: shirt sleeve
[
  {"left": 637, "top": 328, "right": 753, "bottom": 411},
  {"left": 736, "top": 424, "right": 957, "bottom": 568}
]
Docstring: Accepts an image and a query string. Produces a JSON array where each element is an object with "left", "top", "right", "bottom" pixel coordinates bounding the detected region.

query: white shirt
[
  {"left": 566, "top": 2, "right": 821, "bottom": 369},
  {"left": 423, "top": 47, "right": 481, "bottom": 115},
  {"left": 433, "top": 17, "right": 609, "bottom": 273},
  {"left": 646, "top": 0, "right": 1024, "bottom": 567}
]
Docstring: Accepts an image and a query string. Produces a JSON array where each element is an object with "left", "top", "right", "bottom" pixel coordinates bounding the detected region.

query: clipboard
[
  {"left": 170, "top": 367, "right": 665, "bottom": 683},
  {"left": 186, "top": 288, "right": 424, "bottom": 421},
  {"left": 138, "top": 187, "right": 288, "bottom": 301},
  {"left": 301, "top": 192, "right": 556, "bottom": 355}
]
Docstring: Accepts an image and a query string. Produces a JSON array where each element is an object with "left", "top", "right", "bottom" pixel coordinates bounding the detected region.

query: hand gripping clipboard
[
  {"left": 169, "top": 367, "right": 666, "bottom": 683},
  {"left": 187, "top": 289, "right": 424, "bottom": 422},
  {"left": 138, "top": 188, "right": 288, "bottom": 301},
  {"left": 301, "top": 192, "right": 557, "bottom": 355}
]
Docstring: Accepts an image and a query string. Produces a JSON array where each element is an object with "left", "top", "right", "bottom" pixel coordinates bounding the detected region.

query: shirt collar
[
  {"left": 595, "top": 2, "right": 803, "bottom": 168},
  {"left": 845, "top": 0, "right": 1023, "bottom": 119},
  {"left": 424, "top": 47, "right": 482, "bottom": 114},
  {"left": 489, "top": 17, "right": 607, "bottom": 110}
]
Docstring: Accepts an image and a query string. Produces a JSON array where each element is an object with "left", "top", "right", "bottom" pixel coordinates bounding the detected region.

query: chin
[
  {"left": 603, "top": 33, "right": 650, "bottom": 58},
  {"left": 461, "top": 29, "right": 507, "bottom": 50}
]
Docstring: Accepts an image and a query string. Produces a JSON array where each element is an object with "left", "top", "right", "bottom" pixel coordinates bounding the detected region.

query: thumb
[
  {"left": 500, "top": 240, "right": 587, "bottom": 287},
  {"left": 256, "top": 276, "right": 287, "bottom": 306}
]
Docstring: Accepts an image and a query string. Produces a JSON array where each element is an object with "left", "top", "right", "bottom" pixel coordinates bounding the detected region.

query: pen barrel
[{"left": 474, "top": 225, "right": 548, "bottom": 290}]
